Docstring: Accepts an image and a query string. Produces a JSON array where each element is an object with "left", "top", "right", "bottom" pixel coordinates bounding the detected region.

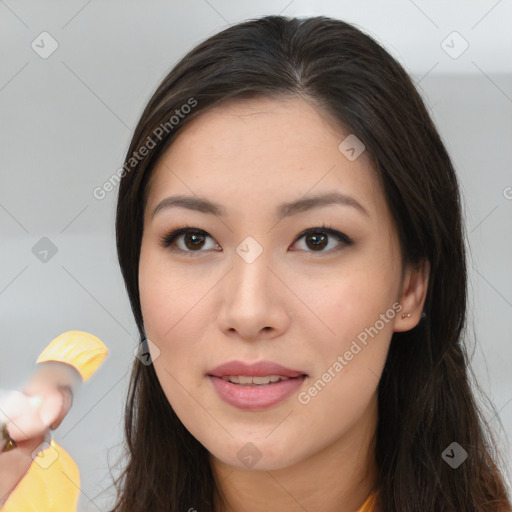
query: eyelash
[{"left": 159, "top": 223, "right": 354, "bottom": 256}]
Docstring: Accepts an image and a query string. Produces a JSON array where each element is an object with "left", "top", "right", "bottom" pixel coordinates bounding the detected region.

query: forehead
[{"left": 146, "top": 95, "right": 385, "bottom": 221}]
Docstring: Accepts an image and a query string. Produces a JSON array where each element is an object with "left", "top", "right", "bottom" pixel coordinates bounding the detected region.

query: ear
[{"left": 394, "top": 258, "right": 430, "bottom": 332}]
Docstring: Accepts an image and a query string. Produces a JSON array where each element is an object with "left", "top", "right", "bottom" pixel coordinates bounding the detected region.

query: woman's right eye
[{"left": 160, "top": 227, "right": 221, "bottom": 255}]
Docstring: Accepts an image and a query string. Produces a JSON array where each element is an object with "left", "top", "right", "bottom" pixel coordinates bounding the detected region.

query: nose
[{"left": 216, "top": 246, "right": 290, "bottom": 341}]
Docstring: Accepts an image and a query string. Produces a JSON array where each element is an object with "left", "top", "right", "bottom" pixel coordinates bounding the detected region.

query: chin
[{"left": 208, "top": 435, "right": 305, "bottom": 472}]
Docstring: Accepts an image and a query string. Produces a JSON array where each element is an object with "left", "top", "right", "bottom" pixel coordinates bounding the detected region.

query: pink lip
[
  {"left": 207, "top": 360, "right": 308, "bottom": 410},
  {"left": 208, "top": 375, "right": 307, "bottom": 410},
  {"left": 207, "top": 360, "right": 307, "bottom": 378}
]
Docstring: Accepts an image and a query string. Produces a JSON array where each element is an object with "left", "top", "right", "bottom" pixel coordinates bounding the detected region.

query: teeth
[{"left": 220, "top": 375, "right": 291, "bottom": 385}]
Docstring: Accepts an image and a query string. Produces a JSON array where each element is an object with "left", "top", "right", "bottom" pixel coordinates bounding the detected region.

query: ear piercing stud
[{"left": 401, "top": 313, "right": 412, "bottom": 319}]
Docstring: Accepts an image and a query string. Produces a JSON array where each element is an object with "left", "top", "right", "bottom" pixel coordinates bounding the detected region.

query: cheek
[
  {"left": 139, "top": 245, "right": 165, "bottom": 332},
  {"left": 297, "top": 281, "right": 394, "bottom": 432},
  {"left": 139, "top": 241, "right": 187, "bottom": 336},
  {"left": 300, "top": 261, "right": 398, "bottom": 404},
  {"left": 307, "top": 263, "right": 396, "bottom": 341},
  {"left": 138, "top": 242, "right": 210, "bottom": 372}
]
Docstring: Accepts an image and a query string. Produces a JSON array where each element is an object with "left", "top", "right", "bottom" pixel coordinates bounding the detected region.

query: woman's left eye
[
  {"left": 292, "top": 226, "right": 353, "bottom": 253},
  {"left": 159, "top": 225, "right": 353, "bottom": 256}
]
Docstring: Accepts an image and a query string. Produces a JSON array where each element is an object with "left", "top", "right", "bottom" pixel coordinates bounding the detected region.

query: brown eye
[
  {"left": 304, "top": 232, "right": 329, "bottom": 250},
  {"left": 160, "top": 228, "right": 220, "bottom": 254},
  {"left": 182, "top": 231, "right": 206, "bottom": 250},
  {"left": 292, "top": 226, "right": 353, "bottom": 253},
  {"left": 160, "top": 224, "right": 353, "bottom": 256}
]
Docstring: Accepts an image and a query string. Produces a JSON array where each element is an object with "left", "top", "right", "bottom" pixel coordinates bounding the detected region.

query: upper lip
[{"left": 208, "top": 360, "right": 307, "bottom": 378}]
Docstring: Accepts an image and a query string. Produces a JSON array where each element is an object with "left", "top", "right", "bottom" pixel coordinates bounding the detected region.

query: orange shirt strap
[{"left": 356, "top": 490, "right": 378, "bottom": 512}]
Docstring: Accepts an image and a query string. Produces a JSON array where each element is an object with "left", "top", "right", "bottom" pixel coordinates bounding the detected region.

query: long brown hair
[{"left": 111, "top": 15, "right": 511, "bottom": 511}]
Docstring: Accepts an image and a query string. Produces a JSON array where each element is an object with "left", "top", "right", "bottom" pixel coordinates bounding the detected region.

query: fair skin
[
  {"left": 139, "top": 95, "right": 429, "bottom": 512},
  {"left": 0, "top": 363, "right": 78, "bottom": 506}
]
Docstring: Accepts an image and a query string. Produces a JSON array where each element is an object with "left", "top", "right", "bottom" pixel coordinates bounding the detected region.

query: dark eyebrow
[{"left": 152, "top": 192, "right": 369, "bottom": 220}]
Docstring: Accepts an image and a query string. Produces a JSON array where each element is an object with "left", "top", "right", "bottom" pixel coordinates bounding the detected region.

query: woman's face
[{"left": 139, "top": 95, "right": 426, "bottom": 472}]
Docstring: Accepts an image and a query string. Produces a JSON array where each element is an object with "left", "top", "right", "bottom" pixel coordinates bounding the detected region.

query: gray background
[{"left": 1, "top": 1, "right": 511, "bottom": 509}]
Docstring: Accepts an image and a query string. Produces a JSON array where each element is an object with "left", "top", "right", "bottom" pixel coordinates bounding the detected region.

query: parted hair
[{"left": 112, "top": 15, "right": 511, "bottom": 511}]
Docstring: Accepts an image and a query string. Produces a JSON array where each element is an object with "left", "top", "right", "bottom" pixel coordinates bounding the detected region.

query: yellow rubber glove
[
  {"left": 1, "top": 331, "right": 108, "bottom": 512},
  {"left": 2, "top": 438, "right": 80, "bottom": 512}
]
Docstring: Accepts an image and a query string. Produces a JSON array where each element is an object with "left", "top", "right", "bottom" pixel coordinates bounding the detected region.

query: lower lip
[{"left": 208, "top": 375, "right": 307, "bottom": 410}]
